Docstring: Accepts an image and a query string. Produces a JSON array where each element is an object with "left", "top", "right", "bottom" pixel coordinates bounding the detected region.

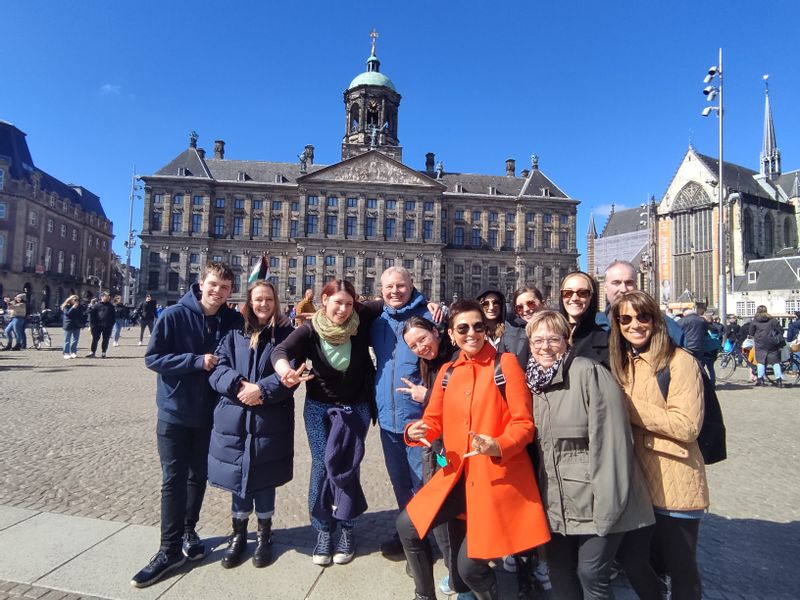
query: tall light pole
[
  {"left": 124, "top": 167, "right": 142, "bottom": 305},
  {"left": 702, "top": 48, "right": 726, "bottom": 317}
]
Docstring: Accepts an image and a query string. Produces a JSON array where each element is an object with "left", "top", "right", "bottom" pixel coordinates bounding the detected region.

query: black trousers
[
  {"left": 546, "top": 531, "right": 624, "bottom": 600},
  {"left": 617, "top": 525, "right": 663, "bottom": 600},
  {"left": 651, "top": 513, "right": 702, "bottom": 600},
  {"left": 156, "top": 419, "right": 211, "bottom": 553},
  {"left": 139, "top": 320, "right": 154, "bottom": 342},
  {"left": 90, "top": 326, "right": 113, "bottom": 354},
  {"left": 396, "top": 477, "right": 494, "bottom": 596}
]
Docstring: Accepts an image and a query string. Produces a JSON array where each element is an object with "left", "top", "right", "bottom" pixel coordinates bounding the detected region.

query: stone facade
[
  {"left": 0, "top": 121, "right": 113, "bottom": 309},
  {"left": 137, "top": 44, "right": 579, "bottom": 307}
]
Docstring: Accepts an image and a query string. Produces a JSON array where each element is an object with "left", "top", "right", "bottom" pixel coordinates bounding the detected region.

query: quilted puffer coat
[{"left": 622, "top": 347, "right": 709, "bottom": 511}]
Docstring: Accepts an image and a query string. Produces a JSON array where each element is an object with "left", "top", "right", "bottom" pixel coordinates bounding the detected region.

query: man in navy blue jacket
[{"left": 131, "top": 263, "right": 243, "bottom": 588}]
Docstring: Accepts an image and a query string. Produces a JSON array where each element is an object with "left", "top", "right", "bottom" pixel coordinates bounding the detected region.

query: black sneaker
[
  {"left": 130, "top": 550, "right": 186, "bottom": 588},
  {"left": 182, "top": 530, "right": 206, "bottom": 561},
  {"left": 312, "top": 530, "right": 332, "bottom": 566},
  {"left": 333, "top": 527, "right": 354, "bottom": 564},
  {"left": 380, "top": 533, "right": 404, "bottom": 557}
]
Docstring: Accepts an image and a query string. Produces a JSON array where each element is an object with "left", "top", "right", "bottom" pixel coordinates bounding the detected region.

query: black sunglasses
[
  {"left": 617, "top": 313, "right": 653, "bottom": 325},
  {"left": 454, "top": 322, "right": 487, "bottom": 335}
]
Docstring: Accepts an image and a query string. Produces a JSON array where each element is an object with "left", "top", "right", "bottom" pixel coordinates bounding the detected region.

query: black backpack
[
  {"left": 655, "top": 358, "right": 727, "bottom": 465},
  {"left": 441, "top": 353, "right": 506, "bottom": 396}
]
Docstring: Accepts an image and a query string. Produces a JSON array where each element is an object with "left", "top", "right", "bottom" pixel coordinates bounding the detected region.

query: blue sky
[{"left": 5, "top": 1, "right": 798, "bottom": 269}]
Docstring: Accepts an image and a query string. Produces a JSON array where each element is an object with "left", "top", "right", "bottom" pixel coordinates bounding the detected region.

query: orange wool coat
[{"left": 404, "top": 343, "right": 551, "bottom": 559}]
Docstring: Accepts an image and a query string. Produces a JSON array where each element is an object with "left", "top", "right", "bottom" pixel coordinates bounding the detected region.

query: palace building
[{"left": 138, "top": 36, "right": 579, "bottom": 306}]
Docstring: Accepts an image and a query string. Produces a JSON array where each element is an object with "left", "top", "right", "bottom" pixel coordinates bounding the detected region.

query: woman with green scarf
[{"left": 272, "top": 279, "right": 382, "bottom": 567}]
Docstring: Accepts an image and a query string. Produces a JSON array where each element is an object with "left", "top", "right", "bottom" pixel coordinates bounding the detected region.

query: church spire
[
  {"left": 760, "top": 74, "right": 781, "bottom": 180},
  {"left": 587, "top": 212, "right": 598, "bottom": 239}
]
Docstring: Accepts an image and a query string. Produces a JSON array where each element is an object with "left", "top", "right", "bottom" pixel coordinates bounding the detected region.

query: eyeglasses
[
  {"left": 454, "top": 322, "right": 487, "bottom": 335},
  {"left": 617, "top": 313, "right": 653, "bottom": 325},
  {"left": 480, "top": 299, "right": 502, "bottom": 308},
  {"left": 530, "top": 336, "right": 564, "bottom": 349},
  {"left": 561, "top": 289, "right": 592, "bottom": 300},
  {"left": 515, "top": 299, "right": 539, "bottom": 314}
]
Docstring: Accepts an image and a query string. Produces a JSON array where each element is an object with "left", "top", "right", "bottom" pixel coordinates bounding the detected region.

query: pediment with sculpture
[{"left": 298, "top": 151, "right": 444, "bottom": 188}]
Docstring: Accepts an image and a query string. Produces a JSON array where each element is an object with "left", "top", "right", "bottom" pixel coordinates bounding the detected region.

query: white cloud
[
  {"left": 593, "top": 203, "right": 630, "bottom": 218},
  {"left": 99, "top": 83, "right": 122, "bottom": 95}
]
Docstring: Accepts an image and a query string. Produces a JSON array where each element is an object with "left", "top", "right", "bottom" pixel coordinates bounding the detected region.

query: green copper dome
[{"left": 347, "top": 52, "right": 396, "bottom": 92}]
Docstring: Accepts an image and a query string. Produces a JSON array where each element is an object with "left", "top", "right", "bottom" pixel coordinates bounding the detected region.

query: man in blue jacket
[
  {"left": 131, "top": 262, "right": 243, "bottom": 588},
  {"left": 370, "top": 266, "right": 432, "bottom": 557}
]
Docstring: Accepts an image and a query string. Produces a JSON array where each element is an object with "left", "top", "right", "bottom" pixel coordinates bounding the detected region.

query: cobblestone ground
[{"left": 1, "top": 330, "right": 798, "bottom": 599}]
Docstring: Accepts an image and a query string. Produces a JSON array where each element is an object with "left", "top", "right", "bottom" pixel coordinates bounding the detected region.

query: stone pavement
[{"left": 0, "top": 329, "right": 797, "bottom": 599}]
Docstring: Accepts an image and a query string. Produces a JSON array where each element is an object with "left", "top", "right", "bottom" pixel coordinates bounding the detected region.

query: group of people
[
  {"left": 1, "top": 294, "right": 29, "bottom": 350},
  {"left": 128, "top": 258, "right": 718, "bottom": 600}
]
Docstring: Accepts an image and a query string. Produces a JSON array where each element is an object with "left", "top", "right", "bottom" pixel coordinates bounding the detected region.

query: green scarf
[{"left": 312, "top": 309, "right": 360, "bottom": 346}]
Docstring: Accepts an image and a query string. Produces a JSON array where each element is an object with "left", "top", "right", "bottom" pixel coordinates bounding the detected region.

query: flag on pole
[{"left": 248, "top": 253, "right": 270, "bottom": 284}]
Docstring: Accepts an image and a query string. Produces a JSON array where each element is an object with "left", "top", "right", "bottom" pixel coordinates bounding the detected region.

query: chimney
[
  {"left": 505, "top": 158, "right": 515, "bottom": 177},
  {"left": 197, "top": 148, "right": 205, "bottom": 159},
  {"left": 520, "top": 169, "right": 530, "bottom": 178},
  {"left": 304, "top": 144, "right": 315, "bottom": 164},
  {"left": 214, "top": 140, "right": 225, "bottom": 159},
  {"left": 425, "top": 152, "right": 435, "bottom": 174}
]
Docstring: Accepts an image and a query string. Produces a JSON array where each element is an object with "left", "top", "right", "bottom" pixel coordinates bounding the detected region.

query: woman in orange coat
[{"left": 397, "top": 300, "right": 550, "bottom": 600}]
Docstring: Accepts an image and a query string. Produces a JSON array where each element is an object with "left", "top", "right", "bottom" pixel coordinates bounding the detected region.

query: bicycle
[
  {"left": 729, "top": 344, "right": 800, "bottom": 386},
  {"left": 28, "top": 313, "right": 52, "bottom": 350},
  {"left": 716, "top": 347, "right": 745, "bottom": 381}
]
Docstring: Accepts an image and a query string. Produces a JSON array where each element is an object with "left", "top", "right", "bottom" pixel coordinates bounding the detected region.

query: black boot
[
  {"left": 252, "top": 518, "right": 273, "bottom": 568},
  {"left": 777, "top": 378, "right": 784, "bottom": 388},
  {"left": 755, "top": 377, "right": 764, "bottom": 386},
  {"left": 404, "top": 537, "right": 436, "bottom": 599},
  {"left": 471, "top": 581, "right": 499, "bottom": 600},
  {"left": 221, "top": 518, "right": 248, "bottom": 569}
]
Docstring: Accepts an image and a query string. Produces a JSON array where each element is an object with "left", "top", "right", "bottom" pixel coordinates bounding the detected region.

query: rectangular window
[
  {"left": 525, "top": 230, "right": 534, "bottom": 249},
  {"left": 455, "top": 264, "right": 464, "bottom": 275},
  {"left": 365, "top": 257, "right": 375, "bottom": 268},
  {"left": 233, "top": 217, "right": 243, "bottom": 236},
  {"left": 215, "top": 198, "right": 225, "bottom": 209},
  {"left": 366, "top": 217, "right": 376, "bottom": 237},
  {"left": 306, "top": 214, "right": 318, "bottom": 235},
  {"left": 249, "top": 217, "right": 261, "bottom": 236},
  {"left": 471, "top": 228, "right": 481, "bottom": 246},
  {"left": 559, "top": 231, "right": 569, "bottom": 249},
  {"left": 191, "top": 213, "right": 202, "bottom": 234},
  {"left": 403, "top": 259, "right": 414, "bottom": 270},
  {"left": 170, "top": 252, "right": 180, "bottom": 263},
  {"left": 253, "top": 199, "right": 263, "bottom": 210},
  {"left": 367, "top": 198, "right": 377, "bottom": 209},
  {"left": 212, "top": 255, "right": 223, "bottom": 263},
  {"left": 404, "top": 200, "right": 416, "bottom": 211},
  {"left": 47, "top": 219, "right": 53, "bottom": 233},
  {"left": 404, "top": 220, "right": 415, "bottom": 239},
  {"left": 441, "top": 225, "right": 447, "bottom": 244},
  {"left": 455, "top": 210, "right": 464, "bottom": 221},
  {"left": 148, "top": 271, "right": 159, "bottom": 289},
  {"left": 190, "top": 253, "right": 199, "bottom": 264},
  {"left": 454, "top": 227, "right": 464, "bottom": 246},
  {"left": 542, "top": 230, "right": 551, "bottom": 248},
  {"left": 424, "top": 201, "right": 434, "bottom": 212},
  {"left": 488, "top": 229, "right": 498, "bottom": 248},
  {"left": 289, "top": 258, "right": 297, "bottom": 268},
  {"left": 326, "top": 215, "right": 338, "bottom": 236},
  {"left": 271, "top": 200, "right": 282, "bottom": 211},
  {"left": 188, "top": 195, "right": 200, "bottom": 207},
  {"left": 423, "top": 220, "right": 433, "bottom": 241},
  {"left": 44, "top": 247, "right": 52, "bottom": 271},
  {"left": 0, "top": 202, "right": 5, "bottom": 219},
  {"left": 230, "top": 255, "right": 241, "bottom": 266},
  {"left": 560, "top": 214, "right": 569, "bottom": 225},
  {"left": 347, "top": 197, "right": 358, "bottom": 208},
  {"left": 304, "top": 256, "right": 317, "bottom": 266},
  {"left": 364, "top": 277, "right": 375, "bottom": 294},
  {"left": 489, "top": 211, "right": 498, "bottom": 222},
  {"left": 386, "top": 199, "right": 397, "bottom": 210},
  {"left": 325, "top": 255, "right": 336, "bottom": 266},
  {"left": 327, "top": 196, "right": 338, "bottom": 208},
  {"left": 346, "top": 216, "right": 357, "bottom": 236},
  {"left": 60, "top": 224, "right": 67, "bottom": 237},
  {"left": 214, "top": 216, "right": 225, "bottom": 236},
  {"left": 384, "top": 258, "right": 395, "bottom": 269},
  {"left": 68, "top": 253, "right": 74, "bottom": 275},
  {"left": 505, "top": 229, "right": 514, "bottom": 249},
  {"left": 151, "top": 211, "right": 162, "bottom": 231},
  {"left": 153, "top": 193, "right": 164, "bottom": 205},
  {"left": 270, "top": 218, "right": 280, "bottom": 238},
  {"left": 168, "top": 272, "right": 180, "bottom": 292},
  {"left": 307, "top": 195, "right": 318, "bottom": 206},
  {"left": 291, "top": 201, "right": 299, "bottom": 212},
  {"left": 234, "top": 198, "right": 245, "bottom": 210},
  {"left": 29, "top": 211, "right": 37, "bottom": 226},
  {"left": 149, "top": 253, "right": 161, "bottom": 264},
  {"left": 270, "top": 256, "right": 280, "bottom": 269},
  {"left": 385, "top": 218, "right": 396, "bottom": 239},
  {"left": 526, "top": 212, "right": 534, "bottom": 223},
  {"left": 290, "top": 219, "right": 298, "bottom": 238},
  {"left": 345, "top": 256, "right": 355, "bottom": 268},
  {"left": 303, "top": 274, "right": 315, "bottom": 289},
  {"left": 472, "top": 210, "right": 481, "bottom": 222},
  {"left": 72, "top": 228, "right": 78, "bottom": 241},
  {"left": 173, "top": 194, "right": 183, "bottom": 205},
  {"left": 544, "top": 214, "right": 552, "bottom": 224}
]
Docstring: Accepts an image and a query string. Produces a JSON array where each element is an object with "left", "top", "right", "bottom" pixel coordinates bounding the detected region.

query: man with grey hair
[{"left": 370, "top": 266, "right": 432, "bottom": 557}]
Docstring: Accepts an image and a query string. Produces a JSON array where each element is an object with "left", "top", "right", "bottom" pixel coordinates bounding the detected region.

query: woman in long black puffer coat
[
  {"left": 745, "top": 304, "right": 786, "bottom": 387},
  {"left": 208, "top": 280, "right": 296, "bottom": 568}
]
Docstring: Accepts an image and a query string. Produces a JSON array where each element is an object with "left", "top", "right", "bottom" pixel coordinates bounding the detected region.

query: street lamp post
[
  {"left": 702, "top": 48, "right": 726, "bottom": 318},
  {"left": 124, "top": 167, "right": 142, "bottom": 305}
]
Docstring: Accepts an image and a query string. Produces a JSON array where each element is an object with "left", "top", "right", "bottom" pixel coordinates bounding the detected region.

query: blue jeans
[
  {"left": 4, "top": 321, "right": 15, "bottom": 347},
  {"left": 231, "top": 488, "right": 276, "bottom": 520},
  {"left": 757, "top": 362, "right": 782, "bottom": 379},
  {"left": 156, "top": 419, "right": 211, "bottom": 552},
  {"left": 11, "top": 317, "right": 26, "bottom": 348},
  {"left": 113, "top": 318, "right": 125, "bottom": 342},
  {"left": 63, "top": 328, "right": 80, "bottom": 355},
  {"left": 304, "top": 397, "right": 370, "bottom": 532},
  {"left": 380, "top": 428, "right": 423, "bottom": 510}
]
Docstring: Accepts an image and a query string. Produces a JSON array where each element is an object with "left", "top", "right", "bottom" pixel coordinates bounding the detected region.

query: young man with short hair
[{"left": 131, "top": 263, "right": 243, "bottom": 588}]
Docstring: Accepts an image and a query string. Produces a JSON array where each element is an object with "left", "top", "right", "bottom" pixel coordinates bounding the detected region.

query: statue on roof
[
  {"left": 298, "top": 147, "right": 309, "bottom": 173},
  {"left": 189, "top": 131, "right": 198, "bottom": 148},
  {"left": 370, "top": 28, "right": 378, "bottom": 55},
  {"left": 435, "top": 161, "right": 443, "bottom": 180}
]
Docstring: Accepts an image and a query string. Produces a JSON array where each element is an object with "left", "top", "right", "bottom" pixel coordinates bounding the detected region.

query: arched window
[
  {"left": 349, "top": 104, "right": 359, "bottom": 133},
  {"left": 784, "top": 217, "right": 797, "bottom": 249},
  {"left": 764, "top": 213, "right": 774, "bottom": 256},
  {"left": 672, "top": 182, "right": 714, "bottom": 307},
  {"left": 743, "top": 209, "right": 755, "bottom": 254}
]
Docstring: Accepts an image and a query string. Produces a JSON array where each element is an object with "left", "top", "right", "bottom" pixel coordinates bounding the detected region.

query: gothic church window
[
  {"left": 784, "top": 217, "right": 797, "bottom": 248},
  {"left": 743, "top": 209, "right": 755, "bottom": 254},
  {"left": 764, "top": 213, "right": 774, "bottom": 255}
]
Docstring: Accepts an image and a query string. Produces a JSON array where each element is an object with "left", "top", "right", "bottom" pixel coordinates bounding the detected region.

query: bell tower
[{"left": 342, "top": 29, "right": 402, "bottom": 161}]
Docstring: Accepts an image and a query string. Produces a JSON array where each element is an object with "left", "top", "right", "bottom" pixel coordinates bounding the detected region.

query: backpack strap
[
  {"left": 655, "top": 365, "right": 671, "bottom": 402},
  {"left": 494, "top": 353, "right": 507, "bottom": 400},
  {"left": 440, "top": 361, "right": 456, "bottom": 390}
]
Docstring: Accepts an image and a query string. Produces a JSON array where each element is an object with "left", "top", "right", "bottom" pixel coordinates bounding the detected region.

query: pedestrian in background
[
  {"left": 137, "top": 293, "right": 157, "bottom": 345},
  {"left": 61, "top": 295, "right": 82, "bottom": 359},
  {"left": 7, "top": 294, "right": 28, "bottom": 351},
  {"left": 744, "top": 305, "right": 786, "bottom": 387},
  {"left": 112, "top": 295, "right": 129, "bottom": 347},
  {"left": 208, "top": 280, "right": 296, "bottom": 569},
  {"left": 86, "top": 292, "right": 115, "bottom": 358},
  {"left": 293, "top": 288, "right": 316, "bottom": 326},
  {"left": 677, "top": 304, "right": 714, "bottom": 385},
  {"left": 609, "top": 291, "right": 708, "bottom": 600}
]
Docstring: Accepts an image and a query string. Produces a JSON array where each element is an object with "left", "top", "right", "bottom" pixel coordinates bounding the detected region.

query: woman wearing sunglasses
[
  {"left": 475, "top": 287, "right": 508, "bottom": 349},
  {"left": 525, "top": 309, "right": 654, "bottom": 599},
  {"left": 609, "top": 291, "right": 708, "bottom": 600},
  {"left": 397, "top": 300, "right": 550, "bottom": 600},
  {"left": 498, "top": 286, "right": 546, "bottom": 370},
  {"left": 558, "top": 271, "right": 609, "bottom": 368}
]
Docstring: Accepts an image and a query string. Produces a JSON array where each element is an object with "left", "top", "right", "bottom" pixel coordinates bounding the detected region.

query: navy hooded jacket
[
  {"left": 145, "top": 284, "right": 244, "bottom": 428},
  {"left": 207, "top": 315, "right": 296, "bottom": 497}
]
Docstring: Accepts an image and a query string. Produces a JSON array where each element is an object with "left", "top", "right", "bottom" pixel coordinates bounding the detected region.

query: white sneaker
[
  {"left": 138, "top": 341, "right": 143, "bottom": 346},
  {"left": 70, "top": 353, "right": 77, "bottom": 359},
  {"left": 113, "top": 341, "right": 119, "bottom": 347},
  {"left": 63, "top": 355, "right": 70, "bottom": 359},
  {"left": 502, "top": 555, "right": 517, "bottom": 572}
]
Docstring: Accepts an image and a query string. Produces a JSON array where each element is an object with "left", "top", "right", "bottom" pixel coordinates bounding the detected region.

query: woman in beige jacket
[{"left": 609, "top": 290, "right": 709, "bottom": 600}]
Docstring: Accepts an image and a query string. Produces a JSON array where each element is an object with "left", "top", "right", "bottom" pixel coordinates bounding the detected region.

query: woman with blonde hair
[
  {"left": 61, "top": 294, "right": 82, "bottom": 359},
  {"left": 609, "top": 290, "right": 708, "bottom": 600},
  {"left": 207, "top": 280, "right": 296, "bottom": 568}
]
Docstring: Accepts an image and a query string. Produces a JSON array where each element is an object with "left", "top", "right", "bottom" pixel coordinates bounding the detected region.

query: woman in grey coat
[
  {"left": 745, "top": 305, "right": 786, "bottom": 387},
  {"left": 524, "top": 310, "right": 655, "bottom": 600}
]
